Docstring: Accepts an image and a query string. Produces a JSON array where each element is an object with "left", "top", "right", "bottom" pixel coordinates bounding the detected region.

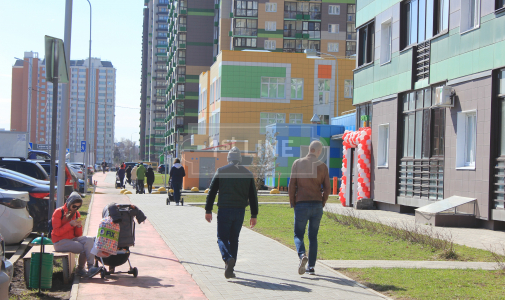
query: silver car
[
  {"left": 0, "top": 234, "right": 14, "bottom": 300},
  {"left": 0, "top": 189, "right": 33, "bottom": 245}
]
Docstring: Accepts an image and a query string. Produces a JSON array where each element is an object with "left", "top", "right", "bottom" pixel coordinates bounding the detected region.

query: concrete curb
[
  {"left": 69, "top": 186, "right": 96, "bottom": 300},
  {"left": 319, "top": 260, "right": 500, "bottom": 270}
]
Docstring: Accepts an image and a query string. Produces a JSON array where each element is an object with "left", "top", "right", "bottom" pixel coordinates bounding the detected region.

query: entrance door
[
  {"left": 199, "top": 157, "right": 215, "bottom": 190},
  {"left": 350, "top": 148, "right": 357, "bottom": 206}
]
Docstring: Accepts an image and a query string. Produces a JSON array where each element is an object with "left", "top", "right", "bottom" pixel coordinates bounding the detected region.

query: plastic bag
[{"left": 90, "top": 216, "right": 120, "bottom": 256}]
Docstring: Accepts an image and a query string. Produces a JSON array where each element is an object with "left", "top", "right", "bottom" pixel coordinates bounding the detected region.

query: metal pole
[
  {"left": 84, "top": 0, "right": 92, "bottom": 194},
  {"left": 56, "top": 0, "right": 73, "bottom": 207},
  {"left": 48, "top": 40, "right": 59, "bottom": 225}
]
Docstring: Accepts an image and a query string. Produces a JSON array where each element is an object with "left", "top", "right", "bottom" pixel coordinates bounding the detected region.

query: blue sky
[{"left": 0, "top": 1, "right": 144, "bottom": 142}]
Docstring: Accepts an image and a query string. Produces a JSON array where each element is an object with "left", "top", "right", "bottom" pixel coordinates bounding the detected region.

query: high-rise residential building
[
  {"left": 352, "top": 0, "right": 505, "bottom": 229},
  {"left": 11, "top": 51, "right": 116, "bottom": 163}
]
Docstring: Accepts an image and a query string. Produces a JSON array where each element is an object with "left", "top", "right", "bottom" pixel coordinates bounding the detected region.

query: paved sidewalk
[
  {"left": 320, "top": 260, "right": 499, "bottom": 270},
  {"left": 75, "top": 172, "right": 206, "bottom": 300},
  {"left": 125, "top": 193, "right": 385, "bottom": 300}
]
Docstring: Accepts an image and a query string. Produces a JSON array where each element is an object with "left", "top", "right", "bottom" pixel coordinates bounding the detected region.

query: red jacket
[{"left": 51, "top": 204, "right": 82, "bottom": 243}]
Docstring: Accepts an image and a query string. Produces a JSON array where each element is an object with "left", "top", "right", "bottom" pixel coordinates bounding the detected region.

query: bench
[{"left": 23, "top": 245, "right": 76, "bottom": 286}]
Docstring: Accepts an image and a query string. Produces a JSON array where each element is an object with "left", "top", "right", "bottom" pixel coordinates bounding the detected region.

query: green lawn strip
[
  {"left": 78, "top": 190, "right": 93, "bottom": 221},
  {"left": 202, "top": 204, "right": 498, "bottom": 262},
  {"left": 182, "top": 194, "right": 340, "bottom": 203},
  {"left": 340, "top": 268, "right": 505, "bottom": 300},
  {"left": 153, "top": 173, "right": 169, "bottom": 185}
]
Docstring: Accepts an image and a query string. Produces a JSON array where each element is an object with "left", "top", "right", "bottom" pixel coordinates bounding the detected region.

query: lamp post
[
  {"left": 304, "top": 49, "right": 340, "bottom": 118},
  {"left": 15, "top": 57, "right": 33, "bottom": 144},
  {"left": 84, "top": 0, "right": 92, "bottom": 193}
]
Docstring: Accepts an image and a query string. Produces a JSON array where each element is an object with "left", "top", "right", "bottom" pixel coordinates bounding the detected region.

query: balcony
[
  {"left": 284, "top": 11, "right": 321, "bottom": 20},
  {"left": 179, "top": 26, "right": 187, "bottom": 31},
  {"left": 179, "top": 43, "right": 186, "bottom": 48},
  {"left": 179, "top": 9, "right": 187, "bottom": 15},
  {"left": 346, "top": 32, "right": 357, "bottom": 40},
  {"left": 179, "top": 60, "right": 186, "bottom": 65},
  {"left": 347, "top": 14, "right": 355, "bottom": 23},
  {"left": 283, "top": 30, "right": 320, "bottom": 39},
  {"left": 233, "top": 28, "right": 257, "bottom": 36}
]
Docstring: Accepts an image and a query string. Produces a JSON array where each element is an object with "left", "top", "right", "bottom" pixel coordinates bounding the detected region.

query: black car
[
  {"left": 0, "top": 158, "right": 49, "bottom": 180},
  {"left": 38, "top": 162, "right": 76, "bottom": 198},
  {"left": 157, "top": 164, "right": 169, "bottom": 173},
  {"left": 27, "top": 150, "right": 51, "bottom": 160},
  {"left": 0, "top": 169, "right": 56, "bottom": 232}
]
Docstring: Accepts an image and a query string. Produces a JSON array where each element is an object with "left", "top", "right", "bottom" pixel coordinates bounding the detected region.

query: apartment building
[
  {"left": 352, "top": 0, "right": 505, "bottom": 229},
  {"left": 11, "top": 51, "right": 116, "bottom": 163}
]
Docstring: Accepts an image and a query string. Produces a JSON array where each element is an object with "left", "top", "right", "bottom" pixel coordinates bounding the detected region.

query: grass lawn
[
  {"left": 153, "top": 173, "right": 169, "bottom": 186},
  {"left": 341, "top": 268, "right": 505, "bottom": 300},
  {"left": 78, "top": 188, "right": 93, "bottom": 221},
  {"left": 180, "top": 194, "right": 341, "bottom": 203}
]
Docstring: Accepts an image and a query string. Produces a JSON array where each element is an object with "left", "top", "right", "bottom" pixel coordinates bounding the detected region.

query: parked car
[
  {"left": 157, "top": 164, "right": 169, "bottom": 173},
  {"left": 69, "top": 164, "right": 84, "bottom": 180},
  {"left": 0, "top": 189, "right": 33, "bottom": 245},
  {"left": 0, "top": 167, "right": 50, "bottom": 186},
  {"left": 70, "top": 162, "right": 94, "bottom": 175},
  {"left": 0, "top": 169, "right": 56, "bottom": 232},
  {"left": 27, "top": 150, "right": 51, "bottom": 160},
  {"left": 38, "top": 162, "right": 76, "bottom": 198},
  {"left": 0, "top": 234, "right": 14, "bottom": 300},
  {"left": 0, "top": 157, "right": 49, "bottom": 181}
]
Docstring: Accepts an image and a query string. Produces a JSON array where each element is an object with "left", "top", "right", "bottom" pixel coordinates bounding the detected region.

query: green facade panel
[
  {"left": 221, "top": 65, "right": 287, "bottom": 98},
  {"left": 356, "top": 0, "right": 401, "bottom": 27}
]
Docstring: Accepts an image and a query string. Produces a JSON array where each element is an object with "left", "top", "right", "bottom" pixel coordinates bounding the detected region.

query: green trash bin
[{"left": 28, "top": 252, "right": 54, "bottom": 289}]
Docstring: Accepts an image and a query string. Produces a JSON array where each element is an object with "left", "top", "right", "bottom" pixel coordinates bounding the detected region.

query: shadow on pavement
[
  {"left": 230, "top": 278, "right": 312, "bottom": 292},
  {"left": 82, "top": 275, "right": 174, "bottom": 289},
  {"left": 130, "top": 251, "right": 180, "bottom": 263},
  {"left": 365, "top": 283, "right": 406, "bottom": 292}
]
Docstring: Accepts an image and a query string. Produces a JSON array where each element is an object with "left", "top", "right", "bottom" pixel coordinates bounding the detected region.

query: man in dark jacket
[
  {"left": 125, "top": 166, "right": 132, "bottom": 185},
  {"left": 205, "top": 147, "right": 258, "bottom": 279},
  {"left": 169, "top": 158, "right": 186, "bottom": 205},
  {"left": 117, "top": 165, "right": 126, "bottom": 188},
  {"left": 146, "top": 167, "right": 155, "bottom": 193}
]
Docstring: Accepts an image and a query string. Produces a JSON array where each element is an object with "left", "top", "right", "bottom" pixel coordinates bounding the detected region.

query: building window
[
  {"left": 198, "top": 119, "right": 206, "bottom": 135},
  {"left": 347, "top": 23, "right": 356, "bottom": 40},
  {"left": 284, "top": 2, "right": 321, "bottom": 19},
  {"left": 498, "top": 0, "right": 505, "bottom": 10},
  {"left": 327, "top": 43, "right": 339, "bottom": 52},
  {"left": 234, "top": 37, "right": 257, "bottom": 48},
  {"left": 261, "top": 77, "right": 286, "bottom": 99},
  {"left": 265, "top": 21, "right": 276, "bottom": 31},
  {"left": 235, "top": 19, "right": 258, "bottom": 36},
  {"left": 329, "top": 5, "right": 340, "bottom": 15},
  {"left": 380, "top": 20, "right": 392, "bottom": 64},
  {"left": 357, "top": 21, "right": 374, "bottom": 67},
  {"left": 209, "top": 112, "right": 220, "bottom": 136},
  {"left": 461, "top": 0, "right": 480, "bottom": 33},
  {"left": 291, "top": 78, "right": 303, "bottom": 99},
  {"left": 178, "top": 32, "right": 187, "bottom": 47},
  {"left": 456, "top": 111, "right": 477, "bottom": 168},
  {"left": 346, "top": 41, "right": 356, "bottom": 57},
  {"left": 289, "top": 113, "right": 303, "bottom": 124},
  {"left": 378, "top": 124, "right": 389, "bottom": 167},
  {"left": 235, "top": 0, "right": 258, "bottom": 17},
  {"left": 328, "top": 24, "right": 339, "bottom": 33},
  {"left": 210, "top": 82, "right": 215, "bottom": 105},
  {"left": 344, "top": 80, "right": 353, "bottom": 98},
  {"left": 434, "top": 0, "right": 450, "bottom": 35},
  {"left": 179, "top": 16, "right": 187, "bottom": 27},
  {"left": 260, "top": 113, "right": 285, "bottom": 134},
  {"left": 265, "top": 2, "right": 276, "bottom": 12},
  {"left": 318, "top": 79, "right": 330, "bottom": 104},
  {"left": 264, "top": 40, "right": 276, "bottom": 50}
]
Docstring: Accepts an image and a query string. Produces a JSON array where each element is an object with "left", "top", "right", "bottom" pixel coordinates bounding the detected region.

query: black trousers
[{"left": 147, "top": 183, "right": 153, "bottom": 193}]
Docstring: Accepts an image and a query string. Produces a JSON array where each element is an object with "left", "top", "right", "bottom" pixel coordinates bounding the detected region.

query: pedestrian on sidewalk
[
  {"left": 131, "top": 164, "right": 138, "bottom": 188},
  {"left": 101, "top": 160, "right": 107, "bottom": 174},
  {"left": 146, "top": 166, "right": 155, "bottom": 193},
  {"left": 288, "top": 140, "right": 330, "bottom": 276},
  {"left": 205, "top": 147, "right": 258, "bottom": 279},
  {"left": 125, "top": 165, "right": 132, "bottom": 185},
  {"left": 117, "top": 164, "right": 126, "bottom": 188},
  {"left": 51, "top": 192, "right": 95, "bottom": 277},
  {"left": 169, "top": 158, "right": 185, "bottom": 205},
  {"left": 136, "top": 163, "right": 147, "bottom": 193}
]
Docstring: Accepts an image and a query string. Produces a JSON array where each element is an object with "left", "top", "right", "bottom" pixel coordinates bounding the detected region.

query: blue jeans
[
  {"left": 217, "top": 208, "right": 245, "bottom": 262},
  {"left": 172, "top": 182, "right": 182, "bottom": 202},
  {"left": 294, "top": 202, "right": 323, "bottom": 268}
]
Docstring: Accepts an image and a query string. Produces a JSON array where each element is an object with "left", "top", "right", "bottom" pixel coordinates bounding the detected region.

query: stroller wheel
[
  {"left": 100, "top": 269, "right": 106, "bottom": 279},
  {"left": 181, "top": 198, "right": 184, "bottom": 206},
  {"left": 166, "top": 198, "right": 170, "bottom": 205},
  {"left": 132, "top": 267, "right": 138, "bottom": 278}
]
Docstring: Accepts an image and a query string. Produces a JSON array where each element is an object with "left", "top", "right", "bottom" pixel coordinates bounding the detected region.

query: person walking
[
  {"left": 288, "top": 140, "right": 330, "bottom": 276},
  {"left": 169, "top": 158, "right": 186, "bottom": 205},
  {"left": 131, "top": 164, "right": 138, "bottom": 188},
  {"left": 136, "top": 163, "right": 147, "bottom": 193},
  {"left": 146, "top": 166, "right": 155, "bottom": 194},
  {"left": 125, "top": 165, "right": 132, "bottom": 186},
  {"left": 205, "top": 147, "right": 258, "bottom": 279},
  {"left": 101, "top": 160, "right": 107, "bottom": 174},
  {"left": 52, "top": 192, "right": 95, "bottom": 276},
  {"left": 117, "top": 164, "right": 126, "bottom": 188}
]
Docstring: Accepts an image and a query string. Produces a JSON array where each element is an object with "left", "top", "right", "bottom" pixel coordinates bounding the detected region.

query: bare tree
[
  {"left": 250, "top": 131, "right": 278, "bottom": 191},
  {"left": 114, "top": 138, "right": 139, "bottom": 164}
]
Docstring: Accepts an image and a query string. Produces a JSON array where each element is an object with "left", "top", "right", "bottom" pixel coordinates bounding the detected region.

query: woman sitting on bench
[{"left": 52, "top": 192, "right": 95, "bottom": 277}]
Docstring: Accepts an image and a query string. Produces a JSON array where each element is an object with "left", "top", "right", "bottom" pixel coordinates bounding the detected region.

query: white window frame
[
  {"left": 380, "top": 19, "right": 392, "bottom": 65},
  {"left": 291, "top": 78, "right": 304, "bottom": 99},
  {"left": 265, "top": 21, "right": 276, "bottom": 31},
  {"left": 198, "top": 119, "right": 206, "bottom": 135},
  {"left": 460, "top": 0, "right": 481, "bottom": 34},
  {"left": 289, "top": 113, "right": 303, "bottom": 124},
  {"left": 456, "top": 110, "right": 477, "bottom": 169},
  {"left": 327, "top": 42, "right": 339, "bottom": 52},
  {"left": 210, "top": 80, "right": 215, "bottom": 104},
  {"left": 264, "top": 40, "right": 276, "bottom": 50},
  {"left": 260, "top": 112, "right": 285, "bottom": 134},
  {"left": 265, "top": 2, "right": 277, "bottom": 12},
  {"left": 328, "top": 24, "right": 339, "bottom": 33},
  {"left": 344, "top": 80, "right": 353, "bottom": 98},
  {"left": 318, "top": 79, "right": 330, "bottom": 104},
  {"left": 329, "top": 5, "right": 340, "bottom": 15},
  {"left": 261, "top": 77, "right": 286, "bottom": 99},
  {"left": 378, "top": 124, "right": 390, "bottom": 168}
]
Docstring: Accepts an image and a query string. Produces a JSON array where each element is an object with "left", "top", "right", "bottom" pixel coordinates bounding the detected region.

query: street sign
[
  {"left": 44, "top": 36, "right": 69, "bottom": 83},
  {"left": 37, "top": 144, "right": 51, "bottom": 150},
  {"left": 66, "top": 148, "right": 69, "bottom": 154},
  {"left": 81, "top": 141, "right": 86, "bottom": 153},
  {"left": 29, "top": 143, "right": 33, "bottom": 151}
]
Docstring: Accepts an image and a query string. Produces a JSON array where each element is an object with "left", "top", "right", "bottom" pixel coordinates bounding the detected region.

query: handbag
[{"left": 90, "top": 216, "right": 120, "bottom": 257}]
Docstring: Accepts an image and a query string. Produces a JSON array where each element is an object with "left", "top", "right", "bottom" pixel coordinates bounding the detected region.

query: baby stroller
[
  {"left": 166, "top": 178, "right": 184, "bottom": 205},
  {"left": 115, "top": 175, "right": 122, "bottom": 189},
  {"left": 91, "top": 203, "right": 146, "bottom": 279},
  {"left": 136, "top": 179, "right": 145, "bottom": 194}
]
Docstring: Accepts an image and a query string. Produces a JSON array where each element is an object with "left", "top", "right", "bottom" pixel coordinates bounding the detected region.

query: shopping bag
[{"left": 90, "top": 216, "right": 120, "bottom": 256}]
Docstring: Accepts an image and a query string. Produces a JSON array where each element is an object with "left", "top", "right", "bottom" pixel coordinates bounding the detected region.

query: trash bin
[{"left": 29, "top": 252, "right": 54, "bottom": 289}]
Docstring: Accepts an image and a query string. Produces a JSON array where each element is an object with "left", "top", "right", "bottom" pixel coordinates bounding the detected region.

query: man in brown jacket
[{"left": 288, "top": 140, "right": 330, "bottom": 275}]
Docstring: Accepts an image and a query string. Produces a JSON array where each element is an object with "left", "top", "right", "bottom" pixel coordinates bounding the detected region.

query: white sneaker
[
  {"left": 176, "top": 202, "right": 179, "bottom": 206},
  {"left": 298, "top": 255, "right": 308, "bottom": 275}
]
